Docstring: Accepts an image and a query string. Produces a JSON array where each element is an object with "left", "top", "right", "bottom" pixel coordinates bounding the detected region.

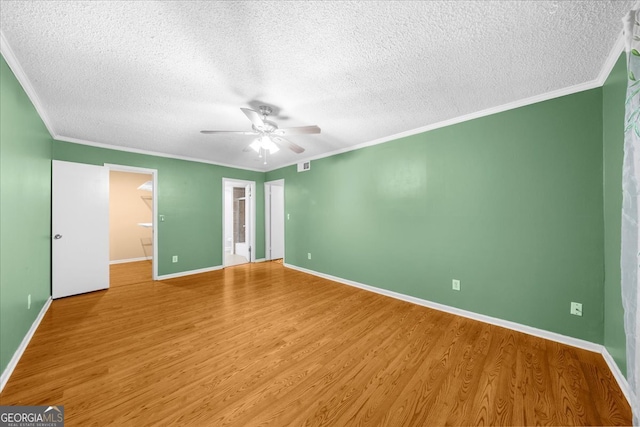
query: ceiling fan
[{"left": 201, "top": 106, "right": 320, "bottom": 163}]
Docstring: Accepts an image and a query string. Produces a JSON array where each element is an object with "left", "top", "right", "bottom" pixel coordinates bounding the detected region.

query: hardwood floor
[{"left": 0, "top": 261, "right": 631, "bottom": 426}]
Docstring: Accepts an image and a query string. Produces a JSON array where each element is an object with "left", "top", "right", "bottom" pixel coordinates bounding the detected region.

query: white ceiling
[{"left": 0, "top": 1, "right": 634, "bottom": 171}]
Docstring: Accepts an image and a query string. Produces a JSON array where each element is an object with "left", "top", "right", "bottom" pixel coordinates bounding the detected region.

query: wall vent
[{"left": 297, "top": 161, "right": 311, "bottom": 172}]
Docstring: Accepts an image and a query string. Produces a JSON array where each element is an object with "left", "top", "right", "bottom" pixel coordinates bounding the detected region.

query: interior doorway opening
[
  {"left": 265, "top": 179, "right": 285, "bottom": 262},
  {"left": 106, "top": 164, "right": 158, "bottom": 282},
  {"left": 223, "top": 178, "right": 256, "bottom": 267}
]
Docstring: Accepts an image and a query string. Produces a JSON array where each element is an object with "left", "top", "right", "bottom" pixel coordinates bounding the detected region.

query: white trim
[
  {"left": 0, "top": 297, "right": 52, "bottom": 393},
  {"left": 0, "top": 31, "right": 56, "bottom": 138},
  {"left": 59, "top": 136, "right": 265, "bottom": 173},
  {"left": 268, "top": 32, "right": 630, "bottom": 173},
  {"left": 254, "top": 258, "right": 267, "bottom": 263},
  {"left": 105, "top": 164, "right": 159, "bottom": 281},
  {"left": 264, "top": 183, "right": 271, "bottom": 261},
  {"left": 0, "top": 25, "right": 628, "bottom": 176},
  {"left": 283, "top": 263, "right": 637, "bottom": 407},
  {"left": 264, "top": 179, "right": 286, "bottom": 261},
  {"left": 156, "top": 265, "right": 223, "bottom": 280},
  {"left": 598, "top": 32, "right": 625, "bottom": 86},
  {"left": 222, "top": 178, "right": 257, "bottom": 267},
  {"left": 601, "top": 347, "right": 633, "bottom": 405},
  {"left": 270, "top": 78, "right": 603, "bottom": 172},
  {"left": 109, "top": 256, "right": 152, "bottom": 265},
  {"left": 104, "top": 163, "right": 157, "bottom": 175},
  {"left": 284, "top": 263, "right": 604, "bottom": 352}
]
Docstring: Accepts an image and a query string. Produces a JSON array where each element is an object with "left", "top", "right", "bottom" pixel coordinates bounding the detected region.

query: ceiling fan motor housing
[
  {"left": 259, "top": 105, "right": 273, "bottom": 117},
  {"left": 253, "top": 120, "right": 278, "bottom": 133}
]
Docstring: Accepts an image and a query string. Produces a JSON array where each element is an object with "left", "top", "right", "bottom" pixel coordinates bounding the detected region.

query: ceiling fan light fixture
[
  {"left": 201, "top": 105, "right": 316, "bottom": 161},
  {"left": 249, "top": 139, "right": 261, "bottom": 153},
  {"left": 250, "top": 135, "right": 279, "bottom": 154},
  {"left": 263, "top": 136, "right": 280, "bottom": 154}
]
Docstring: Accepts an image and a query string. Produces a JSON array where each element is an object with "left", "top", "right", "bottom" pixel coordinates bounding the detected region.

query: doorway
[
  {"left": 265, "top": 179, "right": 285, "bottom": 261},
  {"left": 106, "top": 164, "right": 158, "bottom": 281},
  {"left": 223, "top": 178, "right": 256, "bottom": 267}
]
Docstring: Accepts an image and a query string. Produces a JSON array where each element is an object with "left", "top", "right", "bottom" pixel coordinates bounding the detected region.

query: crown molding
[
  {"left": 268, "top": 28, "right": 629, "bottom": 173},
  {"left": 0, "top": 30, "right": 57, "bottom": 138},
  {"left": 1, "top": 31, "right": 265, "bottom": 173},
  {"left": 268, "top": 79, "right": 602, "bottom": 172},
  {"left": 0, "top": 24, "right": 628, "bottom": 175},
  {"left": 56, "top": 136, "right": 266, "bottom": 173},
  {"left": 598, "top": 31, "right": 625, "bottom": 86}
]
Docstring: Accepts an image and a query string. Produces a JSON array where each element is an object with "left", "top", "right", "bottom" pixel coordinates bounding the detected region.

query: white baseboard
[
  {"left": 2, "top": 266, "right": 633, "bottom": 411},
  {"left": 157, "top": 265, "right": 223, "bottom": 280},
  {"left": 0, "top": 297, "right": 52, "bottom": 393},
  {"left": 284, "top": 263, "right": 601, "bottom": 352},
  {"left": 109, "top": 256, "right": 152, "bottom": 265},
  {"left": 284, "top": 263, "right": 633, "bottom": 408},
  {"left": 601, "top": 347, "right": 635, "bottom": 407},
  {"left": 254, "top": 258, "right": 267, "bottom": 263}
]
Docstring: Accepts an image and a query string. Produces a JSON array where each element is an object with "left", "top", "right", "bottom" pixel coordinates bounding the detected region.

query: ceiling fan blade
[
  {"left": 200, "top": 130, "right": 257, "bottom": 135},
  {"left": 274, "top": 125, "right": 321, "bottom": 136},
  {"left": 240, "top": 108, "right": 265, "bottom": 129},
  {"left": 272, "top": 136, "right": 305, "bottom": 154}
]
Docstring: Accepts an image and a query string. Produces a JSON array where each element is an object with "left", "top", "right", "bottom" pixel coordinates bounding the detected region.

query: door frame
[
  {"left": 105, "top": 163, "right": 159, "bottom": 280},
  {"left": 222, "top": 178, "right": 256, "bottom": 266},
  {"left": 264, "top": 179, "right": 285, "bottom": 261}
]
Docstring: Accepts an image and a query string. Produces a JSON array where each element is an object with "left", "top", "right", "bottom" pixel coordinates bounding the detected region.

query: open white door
[
  {"left": 265, "top": 181, "right": 285, "bottom": 260},
  {"left": 52, "top": 160, "right": 109, "bottom": 299}
]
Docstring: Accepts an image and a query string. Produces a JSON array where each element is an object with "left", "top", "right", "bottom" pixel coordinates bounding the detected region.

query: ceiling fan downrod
[{"left": 259, "top": 105, "right": 272, "bottom": 119}]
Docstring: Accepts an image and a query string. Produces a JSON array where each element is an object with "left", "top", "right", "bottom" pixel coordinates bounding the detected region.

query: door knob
[{"left": 54, "top": 234, "right": 62, "bottom": 239}]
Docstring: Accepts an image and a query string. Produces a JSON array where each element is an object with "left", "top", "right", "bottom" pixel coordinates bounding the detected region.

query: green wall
[
  {"left": 268, "top": 88, "right": 606, "bottom": 343},
  {"left": 603, "top": 54, "right": 627, "bottom": 374},
  {"left": 52, "top": 141, "right": 266, "bottom": 275},
  {"left": 1, "top": 49, "right": 267, "bottom": 377},
  {"left": 0, "top": 56, "right": 53, "bottom": 374},
  {"left": 0, "top": 47, "right": 631, "bottom": 380}
]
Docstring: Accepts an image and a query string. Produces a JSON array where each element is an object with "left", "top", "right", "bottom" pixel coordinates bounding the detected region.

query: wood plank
[{"left": 0, "top": 261, "right": 632, "bottom": 426}]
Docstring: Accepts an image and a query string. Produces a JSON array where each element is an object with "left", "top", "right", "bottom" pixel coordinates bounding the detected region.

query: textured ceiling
[{"left": 0, "top": 1, "right": 634, "bottom": 171}]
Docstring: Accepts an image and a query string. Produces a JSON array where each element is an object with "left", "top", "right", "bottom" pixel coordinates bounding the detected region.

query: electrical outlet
[
  {"left": 307, "top": 253, "right": 311, "bottom": 260},
  {"left": 287, "top": 213, "right": 290, "bottom": 220},
  {"left": 172, "top": 255, "right": 178, "bottom": 263},
  {"left": 570, "top": 302, "right": 582, "bottom": 316},
  {"left": 452, "top": 279, "right": 461, "bottom": 291},
  {"left": 28, "top": 294, "right": 31, "bottom": 309},
  {"left": 160, "top": 215, "right": 165, "bottom": 222}
]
